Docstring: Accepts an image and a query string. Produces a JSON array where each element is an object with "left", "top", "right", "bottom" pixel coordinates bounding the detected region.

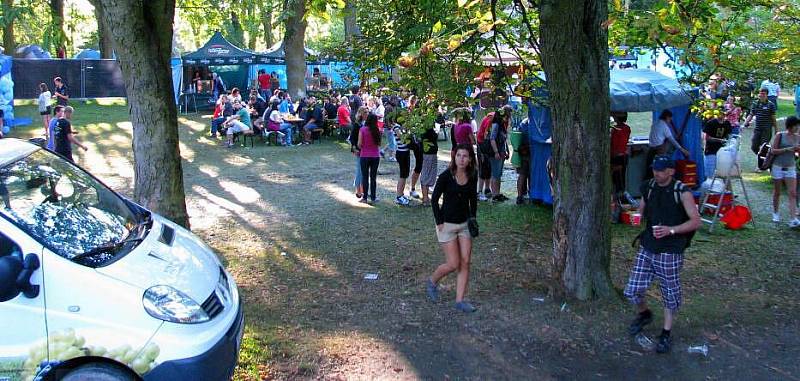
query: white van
[{"left": 0, "top": 139, "right": 243, "bottom": 381}]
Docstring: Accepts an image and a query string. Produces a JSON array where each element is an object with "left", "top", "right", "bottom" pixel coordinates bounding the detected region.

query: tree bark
[
  {"left": 283, "top": 0, "right": 307, "bottom": 98},
  {"left": 539, "top": 0, "right": 613, "bottom": 300},
  {"left": 2, "top": 0, "right": 14, "bottom": 53},
  {"left": 96, "top": 0, "right": 190, "bottom": 228},
  {"left": 343, "top": 0, "right": 359, "bottom": 40},
  {"left": 49, "top": 0, "right": 67, "bottom": 54},
  {"left": 228, "top": 11, "right": 245, "bottom": 48},
  {"left": 89, "top": 0, "right": 114, "bottom": 58},
  {"left": 261, "top": 0, "right": 274, "bottom": 48}
]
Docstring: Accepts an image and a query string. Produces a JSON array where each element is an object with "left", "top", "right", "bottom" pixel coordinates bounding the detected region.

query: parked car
[{"left": 0, "top": 139, "right": 243, "bottom": 381}]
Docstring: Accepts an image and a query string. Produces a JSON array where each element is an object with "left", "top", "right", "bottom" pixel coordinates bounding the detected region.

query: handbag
[
  {"left": 758, "top": 133, "right": 783, "bottom": 171},
  {"left": 467, "top": 217, "right": 479, "bottom": 238}
]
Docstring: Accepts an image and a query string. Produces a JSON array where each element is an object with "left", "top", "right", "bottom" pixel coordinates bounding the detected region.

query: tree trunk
[
  {"left": 2, "top": 0, "right": 14, "bottom": 53},
  {"left": 228, "top": 11, "right": 244, "bottom": 48},
  {"left": 283, "top": 0, "right": 307, "bottom": 98},
  {"left": 50, "top": 0, "right": 67, "bottom": 54},
  {"left": 343, "top": 0, "right": 359, "bottom": 40},
  {"left": 539, "top": 0, "right": 613, "bottom": 300},
  {"left": 96, "top": 0, "right": 190, "bottom": 228},
  {"left": 90, "top": 0, "right": 114, "bottom": 58},
  {"left": 261, "top": 0, "right": 274, "bottom": 48}
]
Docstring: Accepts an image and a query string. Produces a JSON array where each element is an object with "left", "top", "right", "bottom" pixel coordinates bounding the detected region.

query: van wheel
[{"left": 61, "top": 363, "right": 136, "bottom": 381}]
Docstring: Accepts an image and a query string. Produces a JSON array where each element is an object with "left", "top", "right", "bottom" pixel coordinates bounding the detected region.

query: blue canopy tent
[
  {"left": 182, "top": 32, "right": 256, "bottom": 93},
  {"left": 527, "top": 69, "right": 702, "bottom": 204}
]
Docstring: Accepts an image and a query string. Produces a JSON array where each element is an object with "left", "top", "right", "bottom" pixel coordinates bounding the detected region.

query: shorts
[
  {"left": 40, "top": 106, "right": 51, "bottom": 116},
  {"left": 623, "top": 247, "right": 683, "bottom": 311},
  {"left": 227, "top": 121, "right": 250, "bottom": 134},
  {"left": 490, "top": 157, "right": 505, "bottom": 179},
  {"left": 477, "top": 152, "right": 491, "bottom": 180},
  {"left": 436, "top": 222, "right": 471, "bottom": 243},
  {"left": 772, "top": 165, "right": 797, "bottom": 180},
  {"left": 396, "top": 150, "right": 411, "bottom": 178},
  {"left": 420, "top": 154, "right": 438, "bottom": 186}
]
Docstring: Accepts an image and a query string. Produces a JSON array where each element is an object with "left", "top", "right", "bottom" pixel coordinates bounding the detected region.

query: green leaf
[{"left": 433, "top": 21, "right": 443, "bottom": 34}]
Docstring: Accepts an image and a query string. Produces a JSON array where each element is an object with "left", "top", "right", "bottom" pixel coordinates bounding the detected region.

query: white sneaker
[
  {"left": 772, "top": 212, "right": 781, "bottom": 223},
  {"left": 478, "top": 194, "right": 489, "bottom": 201},
  {"left": 395, "top": 196, "right": 409, "bottom": 206},
  {"left": 789, "top": 219, "right": 800, "bottom": 228},
  {"left": 410, "top": 190, "right": 421, "bottom": 199}
]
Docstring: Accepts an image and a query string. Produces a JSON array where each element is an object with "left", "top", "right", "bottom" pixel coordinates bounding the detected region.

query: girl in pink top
[
  {"left": 724, "top": 95, "right": 742, "bottom": 131},
  {"left": 454, "top": 112, "right": 476, "bottom": 146},
  {"left": 358, "top": 113, "right": 382, "bottom": 203}
]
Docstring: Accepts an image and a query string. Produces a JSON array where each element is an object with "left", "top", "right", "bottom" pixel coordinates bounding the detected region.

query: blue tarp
[
  {"left": 171, "top": 58, "right": 182, "bottom": 105},
  {"left": 527, "top": 70, "right": 703, "bottom": 203},
  {"left": 0, "top": 54, "right": 13, "bottom": 133},
  {"left": 609, "top": 69, "right": 693, "bottom": 112}
]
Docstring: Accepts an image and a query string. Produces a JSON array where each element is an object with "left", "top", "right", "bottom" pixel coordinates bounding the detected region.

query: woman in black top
[{"left": 426, "top": 144, "right": 479, "bottom": 313}]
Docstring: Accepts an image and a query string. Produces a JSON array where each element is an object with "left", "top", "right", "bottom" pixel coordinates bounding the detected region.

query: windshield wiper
[{"left": 71, "top": 236, "right": 145, "bottom": 261}]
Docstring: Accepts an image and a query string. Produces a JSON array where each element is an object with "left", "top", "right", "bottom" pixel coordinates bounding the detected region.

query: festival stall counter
[{"left": 527, "top": 69, "right": 702, "bottom": 204}]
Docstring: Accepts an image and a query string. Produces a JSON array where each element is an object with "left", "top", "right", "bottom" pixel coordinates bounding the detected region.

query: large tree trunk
[
  {"left": 283, "top": 0, "right": 307, "bottom": 98},
  {"left": 539, "top": 0, "right": 613, "bottom": 300},
  {"left": 89, "top": 0, "right": 114, "bottom": 58},
  {"left": 343, "top": 0, "right": 359, "bottom": 40},
  {"left": 96, "top": 0, "right": 190, "bottom": 228},
  {"left": 49, "top": 0, "right": 67, "bottom": 55},
  {"left": 2, "top": 0, "right": 14, "bottom": 53}
]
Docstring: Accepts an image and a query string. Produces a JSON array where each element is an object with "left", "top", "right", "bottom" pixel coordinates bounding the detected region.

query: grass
[{"left": 5, "top": 100, "right": 800, "bottom": 380}]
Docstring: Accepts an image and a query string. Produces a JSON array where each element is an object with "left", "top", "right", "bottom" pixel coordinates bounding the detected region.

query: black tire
[{"left": 60, "top": 363, "right": 136, "bottom": 381}]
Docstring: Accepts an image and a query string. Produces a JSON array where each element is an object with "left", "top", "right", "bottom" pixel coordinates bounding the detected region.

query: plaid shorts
[{"left": 623, "top": 247, "right": 684, "bottom": 311}]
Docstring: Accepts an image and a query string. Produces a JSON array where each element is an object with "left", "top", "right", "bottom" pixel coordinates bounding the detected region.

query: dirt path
[{"left": 54, "top": 111, "right": 800, "bottom": 380}]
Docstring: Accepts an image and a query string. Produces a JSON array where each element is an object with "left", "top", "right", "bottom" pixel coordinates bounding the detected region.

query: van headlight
[{"left": 143, "top": 285, "right": 210, "bottom": 324}]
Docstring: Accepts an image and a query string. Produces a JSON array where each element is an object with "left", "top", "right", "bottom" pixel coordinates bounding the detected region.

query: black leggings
[
  {"left": 611, "top": 155, "right": 628, "bottom": 194},
  {"left": 751, "top": 128, "right": 772, "bottom": 155},
  {"left": 411, "top": 144, "right": 423, "bottom": 174},
  {"left": 360, "top": 157, "right": 380, "bottom": 200},
  {"left": 396, "top": 150, "right": 411, "bottom": 178}
]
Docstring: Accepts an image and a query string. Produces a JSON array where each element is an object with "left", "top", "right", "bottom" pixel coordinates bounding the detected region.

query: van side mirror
[
  {"left": 17, "top": 254, "right": 40, "bottom": 298},
  {"left": 0, "top": 256, "right": 23, "bottom": 302}
]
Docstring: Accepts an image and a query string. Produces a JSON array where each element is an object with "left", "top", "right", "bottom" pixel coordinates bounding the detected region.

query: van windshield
[{"left": 0, "top": 150, "right": 140, "bottom": 263}]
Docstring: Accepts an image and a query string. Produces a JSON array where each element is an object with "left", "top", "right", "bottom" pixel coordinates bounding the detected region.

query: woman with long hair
[
  {"left": 426, "top": 144, "right": 479, "bottom": 313},
  {"left": 358, "top": 113, "right": 382, "bottom": 204},
  {"left": 769, "top": 116, "right": 800, "bottom": 227},
  {"left": 38, "top": 83, "right": 52, "bottom": 137},
  {"left": 349, "top": 106, "right": 370, "bottom": 198}
]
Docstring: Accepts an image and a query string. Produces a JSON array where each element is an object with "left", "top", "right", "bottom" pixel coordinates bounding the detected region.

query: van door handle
[{"left": 16, "top": 254, "right": 40, "bottom": 298}]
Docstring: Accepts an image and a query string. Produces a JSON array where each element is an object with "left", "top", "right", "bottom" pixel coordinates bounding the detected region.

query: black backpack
[{"left": 633, "top": 179, "right": 696, "bottom": 249}]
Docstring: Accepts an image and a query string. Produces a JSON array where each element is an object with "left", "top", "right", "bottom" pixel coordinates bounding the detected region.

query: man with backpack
[{"left": 623, "top": 155, "right": 701, "bottom": 353}]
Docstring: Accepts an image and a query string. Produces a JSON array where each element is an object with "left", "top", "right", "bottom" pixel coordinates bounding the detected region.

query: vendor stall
[
  {"left": 527, "top": 69, "right": 702, "bottom": 203},
  {"left": 182, "top": 32, "right": 256, "bottom": 98}
]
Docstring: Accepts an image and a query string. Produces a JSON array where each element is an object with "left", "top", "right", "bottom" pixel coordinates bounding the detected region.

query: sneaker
[
  {"left": 478, "top": 194, "right": 489, "bottom": 202},
  {"left": 454, "top": 301, "right": 477, "bottom": 313},
  {"left": 655, "top": 333, "right": 672, "bottom": 353},
  {"left": 789, "top": 219, "right": 800, "bottom": 228},
  {"left": 426, "top": 279, "right": 439, "bottom": 302},
  {"left": 516, "top": 196, "right": 526, "bottom": 205},
  {"left": 395, "top": 196, "right": 410, "bottom": 206},
  {"left": 359, "top": 198, "right": 369, "bottom": 204},
  {"left": 356, "top": 192, "right": 363, "bottom": 199},
  {"left": 628, "top": 310, "right": 653, "bottom": 335},
  {"left": 483, "top": 189, "right": 491, "bottom": 196},
  {"left": 496, "top": 194, "right": 510, "bottom": 201},
  {"left": 492, "top": 195, "right": 507, "bottom": 203},
  {"left": 410, "top": 190, "right": 421, "bottom": 199},
  {"left": 772, "top": 212, "right": 781, "bottom": 223}
]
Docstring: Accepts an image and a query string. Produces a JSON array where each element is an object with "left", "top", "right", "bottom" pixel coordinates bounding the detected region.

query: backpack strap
[{"left": 672, "top": 180, "right": 683, "bottom": 205}]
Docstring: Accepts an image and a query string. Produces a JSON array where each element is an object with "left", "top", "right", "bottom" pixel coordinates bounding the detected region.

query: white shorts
[
  {"left": 227, "top": 121, "right": 250, "bottom": 135},
  {"left": 772, "top": 165, "right": 797, "bottom": 180}
]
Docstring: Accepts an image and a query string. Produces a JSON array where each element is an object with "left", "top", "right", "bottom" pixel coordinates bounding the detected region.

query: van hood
[{"left": 96, "top": 215, "right": 223, "bottom": 302}]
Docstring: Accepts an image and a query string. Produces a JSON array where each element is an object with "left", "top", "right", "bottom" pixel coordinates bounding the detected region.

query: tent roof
[
  {"left": 182, "top": 31, "right": 256, "bottom": 65},
  {"left": 609, "top": 69, "right": 693, "bottom": 112}
]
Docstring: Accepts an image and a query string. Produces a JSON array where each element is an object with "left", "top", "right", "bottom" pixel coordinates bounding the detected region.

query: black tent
[{"left": 182, "top": 32, "right": 256, "bottom": 94}]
